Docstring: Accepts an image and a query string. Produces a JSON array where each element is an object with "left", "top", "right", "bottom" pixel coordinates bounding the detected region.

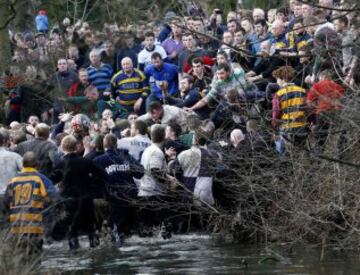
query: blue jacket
[
  {"left": 94, "top": 149, "right": 144, "bottom": 199},
  {"left": 144, "top": 62, "right": 178, "bottom": 99},
  {"left": 35, "top": 15, "right": 49, "bottom": 32},
  {"left": 252, "top": 32, "right": 272, "bottom": 55},
  {"left": 166, "top": 87, "right": 200, "bottom": 108}
]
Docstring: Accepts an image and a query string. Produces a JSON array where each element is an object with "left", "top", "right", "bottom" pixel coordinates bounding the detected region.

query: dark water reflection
[{"left": 41, "top": 234, "right": 360, "bottom": 274}]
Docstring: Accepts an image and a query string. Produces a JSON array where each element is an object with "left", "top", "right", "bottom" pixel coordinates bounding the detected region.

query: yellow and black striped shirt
[
  {"left": 5, "top": 168, "right": 57, "bottom": 235},
  {"left": 276, "top": 85, "right": 308, "bottom": 130},
  {"left": 111, "top": 69, "right": 149, "bottom": 107}
]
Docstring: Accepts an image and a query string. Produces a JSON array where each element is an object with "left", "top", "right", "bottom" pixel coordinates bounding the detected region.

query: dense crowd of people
[{"left": 0, "top": 0, "right": 359, "bottom": 253}]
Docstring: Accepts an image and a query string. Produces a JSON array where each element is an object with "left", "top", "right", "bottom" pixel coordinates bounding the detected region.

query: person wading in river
[
  {"left": 3, "top": 152, "right": 58, "bottom": 255},
  {"left": 94, "top": 134, "right": 144, "bottom": 246}
]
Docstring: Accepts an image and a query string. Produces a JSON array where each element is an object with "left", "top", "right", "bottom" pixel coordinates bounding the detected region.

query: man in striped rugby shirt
[{"left": 111, "top": 57, "right": 149, "bottom": 115}]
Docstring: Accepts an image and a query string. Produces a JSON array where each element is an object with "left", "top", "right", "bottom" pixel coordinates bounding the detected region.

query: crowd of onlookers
[{"left": 0, "top": 0, "right": 359, "bottom": 250}]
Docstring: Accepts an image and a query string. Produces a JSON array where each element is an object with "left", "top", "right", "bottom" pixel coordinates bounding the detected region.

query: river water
[{"left": 40, "top": 234, "right": 360, "bottom": 274}]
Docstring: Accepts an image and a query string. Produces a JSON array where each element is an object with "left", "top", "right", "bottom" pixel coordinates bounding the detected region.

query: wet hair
[
  {"left": 272, "top": 66, "right": 296, "bottom": 82},
  {"left": 104, "top": 133, "right": 118, "bottom": 150},
  {"left": 167, "top": 121, "right": 182, "bottom": 138},
  {"left": 23, "top": 152, "right": 39, "bottom": 168},
  {"left": 151, "top": 124, "right": 165, "bottom": 143},
  {"left": 134, "top": 120, "right": 148, "bottom": 135}
]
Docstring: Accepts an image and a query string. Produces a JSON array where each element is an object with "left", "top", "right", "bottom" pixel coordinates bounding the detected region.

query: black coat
[
  {"left": 51, "top": 153, "right": 106, "bottom": 199},
  {"left": 50, "top": 153, "right": 107, "bottom": 239},
  {"left": 94, "top": 149, "right": 144, "bottom": 200}
]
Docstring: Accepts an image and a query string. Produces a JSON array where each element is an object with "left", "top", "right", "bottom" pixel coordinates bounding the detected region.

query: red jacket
[
  {"left": 2, "top": 75, "right": 25, "bottom": 113},
  {"left": 68, "top": 81, "right": 86, "bottom": 97},
  {"left": 67, "top": 81, "right": 87, "bottom": 113},
  {"left": 306, "top": 79, "right": 345, "bottom": 114},
  {"left": 183, "top": 56, "right": 214, "bottom": 74}
]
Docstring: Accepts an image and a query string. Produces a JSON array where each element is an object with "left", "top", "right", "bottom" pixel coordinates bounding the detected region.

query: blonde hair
[{"left": 61, "top": 135, "right": 77, "bottom": 152}]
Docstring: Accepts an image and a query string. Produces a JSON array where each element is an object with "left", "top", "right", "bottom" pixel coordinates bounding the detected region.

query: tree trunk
[
  {"left": 13, "top": 0, "right": 32, "bottom": 32},
  {"left": 0, "top": 1, "right": 12, "bottom": 75}
]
